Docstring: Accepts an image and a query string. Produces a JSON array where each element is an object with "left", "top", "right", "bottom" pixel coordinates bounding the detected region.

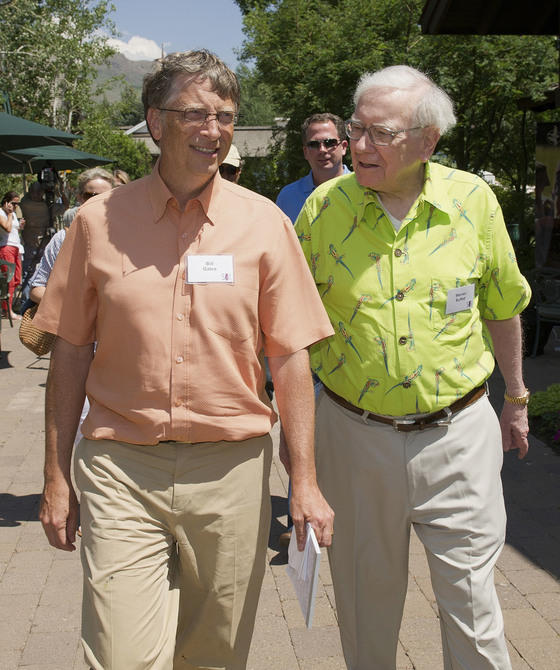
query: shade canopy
[
  {"left": 420, "top": 0, "right": 559, "bottom": 35},
  {"left": 0, "top": 112, "right": 78, "bottom": 151},
  {"left": 0, "top": 144, "right": 114, "bottom": 174}
]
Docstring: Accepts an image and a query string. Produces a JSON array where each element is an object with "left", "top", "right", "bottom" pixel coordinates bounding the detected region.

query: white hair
[{"left": 353, "top": 65, "right": 457, "bottom": 136}]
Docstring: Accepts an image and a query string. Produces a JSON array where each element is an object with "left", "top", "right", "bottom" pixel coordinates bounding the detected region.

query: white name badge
[
  {"left": 186, "top": 254, "right": 234, "bottom": 284},
  {"left": 446, "top": 284, "right": 475, "bottom": 314}
]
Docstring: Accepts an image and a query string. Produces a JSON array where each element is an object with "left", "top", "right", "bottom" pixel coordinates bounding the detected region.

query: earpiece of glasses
[
  {"left": 158, "top": 108, "right": 238, "bottom": 126},
  {"left": 306, "top": 138, "right": 342, "bottom": 150}
]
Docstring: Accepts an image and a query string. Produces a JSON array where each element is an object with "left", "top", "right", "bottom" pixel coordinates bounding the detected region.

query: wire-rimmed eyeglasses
[
  {"left": 345, "top": 119, "right": 423, "bottom": 146},
  {"left": 158, "top": 108, "right": 238, "bottom": 126}
]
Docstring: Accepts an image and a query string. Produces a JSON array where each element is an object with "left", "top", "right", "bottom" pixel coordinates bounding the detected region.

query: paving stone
[
  {"left": 503, "top": 607, "right": 558, "bottom": 639},
  {"left": 502, "top": 567, "right": 560, "bottom": 596}
]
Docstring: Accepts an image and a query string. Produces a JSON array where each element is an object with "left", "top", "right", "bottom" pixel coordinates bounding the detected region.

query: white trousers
[{"left": 315, "top": 392, "right": 511, "bottom": 670}]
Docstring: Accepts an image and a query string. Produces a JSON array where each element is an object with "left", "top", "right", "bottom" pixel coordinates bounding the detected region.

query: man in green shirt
[{"left": 294, "top": 65, "right": 530, "bottom": 670}]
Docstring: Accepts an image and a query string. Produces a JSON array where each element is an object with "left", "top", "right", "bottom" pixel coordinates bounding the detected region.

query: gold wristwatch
[{"left": 504, "top": 388, "right": 530, "bottom": 405}]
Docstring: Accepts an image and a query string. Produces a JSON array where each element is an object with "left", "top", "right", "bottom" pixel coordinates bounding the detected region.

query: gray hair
[
  {"left": 142, "top": 49, "right": 240, "bottom": 117},
  {"left": 77, "top": 168, "right": 113, "bottom": 195},
  {"left": 353, "top": 65, "right": 456, "bottom": 136}
]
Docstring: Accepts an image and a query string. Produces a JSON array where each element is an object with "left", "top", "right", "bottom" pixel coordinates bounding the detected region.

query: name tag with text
[
  {"left": 446, "top": 284, "right": 475, "bottom": 314},
  {"left": 186, "top": 254, "right": 234, "bottom": 284}
]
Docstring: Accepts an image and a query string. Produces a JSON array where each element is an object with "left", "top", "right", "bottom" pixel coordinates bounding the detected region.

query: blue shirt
[{"left": 276, "top": 166, "right": 351, "bottom": 224}]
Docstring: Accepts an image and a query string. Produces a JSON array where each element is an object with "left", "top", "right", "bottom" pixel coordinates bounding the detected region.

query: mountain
[{"left": 95, "top": 53, "right": 154, "bottom": 103}]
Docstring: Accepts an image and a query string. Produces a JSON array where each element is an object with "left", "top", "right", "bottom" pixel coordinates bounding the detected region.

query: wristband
[{"left": 504, "top": 389, "right": 530, "bottom": 405}]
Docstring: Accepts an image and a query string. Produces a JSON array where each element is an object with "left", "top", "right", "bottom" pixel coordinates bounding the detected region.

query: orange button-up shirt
[{"left": 35, "top": 166, "right": 333, "bottom": 445}]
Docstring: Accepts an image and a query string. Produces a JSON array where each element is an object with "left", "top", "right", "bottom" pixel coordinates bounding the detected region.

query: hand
[
  {"left": 499, "top": 402, "right": 529, "bottom": 459},
  {"left": 39, "top": 478, "right": 79, "bottom": 551},
  {"left": 290, "top": 483, "right": 334, "bottom": 550},
  {"left": 19, "top": 217, "right": 25, "bottom": 228}
]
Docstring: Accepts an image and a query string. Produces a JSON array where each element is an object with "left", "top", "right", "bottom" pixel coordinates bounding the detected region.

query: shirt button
[
  {"left": 175, "top": 355, "right": 184, "bottom": 364},
  {"left": 177, "top": 313, "right": 185, "bottom": 321},
  {"left": 394, "top": 249, "right": 403, "bottom": 258},
  {"left": 402, "top": 381, "right": 412, "bottom": 389},
  {"left": 174, "top": 397, "right": 182, "bottom": 407},
  {"left": 399, "top": 336, "right": 408, "bottom": 345},
  {"left": 396, "top": 291, "right": 405, "bottom": 301},
  {"left": 181, "top": 232, "right": 188, "bottom": 239}
]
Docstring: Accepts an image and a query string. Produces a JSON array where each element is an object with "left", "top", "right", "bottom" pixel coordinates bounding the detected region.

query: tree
[
  {"left": 76, "top": 104, "right": 153, "bottom": 181},
  {"left": 237, "top": 0, "right": 557, "bottom": 245},
  {"left": 0, "top": 0, "right": 118, "bottom": 130}
]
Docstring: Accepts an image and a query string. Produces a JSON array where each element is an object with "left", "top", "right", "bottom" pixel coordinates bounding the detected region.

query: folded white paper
[{"left": 286, "top": 522, "right": 322, "bottom": 628}]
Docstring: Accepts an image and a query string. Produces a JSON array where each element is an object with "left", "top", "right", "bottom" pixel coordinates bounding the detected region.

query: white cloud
[{"left": 108, "top": 36, "right": 164, "bottom": 61}]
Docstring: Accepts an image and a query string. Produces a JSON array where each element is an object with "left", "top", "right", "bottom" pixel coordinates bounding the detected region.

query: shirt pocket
[
  {"left": 429, "top": 276, "right": 478, "bottom": 340},
  {"left": 194, "top": 282, "right": 259, "bottom": 348}
]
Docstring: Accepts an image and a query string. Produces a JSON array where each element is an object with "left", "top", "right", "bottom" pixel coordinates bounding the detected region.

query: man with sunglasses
[
  {"left": 34, "top": 50, "right": 333, "bottom": 670},
  {"left": 294, "top": 66, "right": 531, "bottom": 670},
  {"left": 276, "top": 112, "right": 350, "bottom": 224}
]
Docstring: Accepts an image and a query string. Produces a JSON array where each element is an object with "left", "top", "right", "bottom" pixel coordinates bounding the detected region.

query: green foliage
[
  {"left": 0, "top": 0, "right": 118, "bottom": 131},
  {"left": 76, "top": 106, "right": 152, "bottom": 181},
  {"left": 528, "top": 383, "right": 560, "bottom": 448},
  {"left": 529, "top": 383, "right": 560, "bottom": 417},
  {"left": 238, "top": 0, "right": 557, "bottom": 219},
  {"left": 237, "top": 65, "right": 277, "bottom": 126}
]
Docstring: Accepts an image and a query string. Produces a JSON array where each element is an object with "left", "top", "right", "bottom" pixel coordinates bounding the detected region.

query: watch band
[{"left": 504, "top": 388, "right": 530, "bottom": 405}]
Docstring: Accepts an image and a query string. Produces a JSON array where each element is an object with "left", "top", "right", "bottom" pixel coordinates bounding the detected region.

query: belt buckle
[
  {"left": 392, "top": 406, "right": 453, "bottom": 432},
  {"left": 392, "top": 417, "right": 417, "bottom": 432}
]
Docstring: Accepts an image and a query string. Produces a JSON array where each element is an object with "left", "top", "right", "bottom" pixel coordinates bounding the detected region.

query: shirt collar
[{"left": 147, "top": 158, "right": 220, "bottom": 225}]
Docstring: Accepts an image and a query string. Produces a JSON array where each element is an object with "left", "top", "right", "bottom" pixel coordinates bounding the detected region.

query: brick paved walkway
[{"left": 1, "top": 321, "right": 559, "bottom": 669}]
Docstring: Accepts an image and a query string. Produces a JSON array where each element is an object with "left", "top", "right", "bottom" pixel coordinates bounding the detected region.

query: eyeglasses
[
  {"left": 219, "top": 164, "right": 239, "bottom": 176},
  {"left": 345, "top": 119, "right": 423, "bottom": 146},
  {"left": 9, "top": 201, "right": 19, "bottom": 206},
  {"left": 82, "top": 192, "right": 99, "bottom": 201},
  {"left": 158, "top": 108, "right": 238, "bottom": 126},
  {"left": 306, "top": 138, "right": 342, "bottom": 150}
]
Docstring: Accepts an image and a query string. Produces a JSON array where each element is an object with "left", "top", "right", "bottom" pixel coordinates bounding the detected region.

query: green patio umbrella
[
  {"left": 0, "top": 144, "right": 114, "bottom": 174},
  {"left": 0, "top": 112, "right": 78, "bottom": 151}
]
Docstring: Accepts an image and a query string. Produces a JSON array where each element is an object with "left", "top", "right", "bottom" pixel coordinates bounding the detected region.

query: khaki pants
[
  {"left": 315, "top": 392, "right": 511, "bottom": 670},
  {"left": 74, "top": 435, "right": 272, "bottom": 670}
]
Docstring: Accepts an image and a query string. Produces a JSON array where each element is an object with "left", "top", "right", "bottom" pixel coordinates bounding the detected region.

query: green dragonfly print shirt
[{"left": 295, "top": 162, "right": 531, "bottom": 416}]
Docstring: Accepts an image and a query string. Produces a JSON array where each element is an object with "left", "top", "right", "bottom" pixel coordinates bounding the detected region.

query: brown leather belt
[{"left": 323, "top": 383, "right": 487, "bottom": 432}]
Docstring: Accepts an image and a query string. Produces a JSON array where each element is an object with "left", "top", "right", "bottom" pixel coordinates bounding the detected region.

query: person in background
[
  {"left": 31, "top": 168, "right": 114, "bottom": 304},
  {"left": 219, "top": 144, "right": 243, "bottom": 183},
  {"left": 276, "top": 112, "right": 349, "bottom": 546},
  {"left": 276, "top": 112, "right": 350, "bottom": 224},
  {"left": 295, "top": 65, "right": 531, "bottom": 670},
  {"left": 0, "top": 190, "right": 25, "bottom": 320},
  {"left": 19, "top": 180, "right": 68, "bottom": 302},
  {"left": 35, "top": 49, "right": 334, "bottom": 670},
  {"left": 62, "top": 168, "right": 114, "bottom": 229},
  {"left": 113, "top": 168, "right": 131, "bottom": 186}
]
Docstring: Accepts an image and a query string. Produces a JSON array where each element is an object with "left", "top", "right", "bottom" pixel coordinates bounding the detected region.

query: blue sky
[{"left": 107, "top": 0, "right": 245, "bottom": 69}]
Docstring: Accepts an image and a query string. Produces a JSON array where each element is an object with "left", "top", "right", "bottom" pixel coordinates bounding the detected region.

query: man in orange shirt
[{"left": 35, "top": 50, "right": 334, "bottom": 670}]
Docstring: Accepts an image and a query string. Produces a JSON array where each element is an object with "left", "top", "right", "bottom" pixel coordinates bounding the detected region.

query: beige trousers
[
  {"left": 74, "top": 435, "right": 272, "bottom": 670},
  {"left": 315, "top": 392, "right": 511, "bottom": 670}
]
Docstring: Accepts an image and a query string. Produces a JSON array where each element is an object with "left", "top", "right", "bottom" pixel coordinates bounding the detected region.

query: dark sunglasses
[
  {"left": 82, "top": 192, "right": 99, "bottom": 201},
  {"left": 306, "top": 138, "right": 341, "bottom": 150},
  {"left": 9, "top": 201, "right": 19, "bottom": 206}
]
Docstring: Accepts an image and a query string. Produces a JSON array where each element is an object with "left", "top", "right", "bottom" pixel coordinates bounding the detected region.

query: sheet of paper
[{"left": 286, "top": 522, "right": 322, "bottom": 628}]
